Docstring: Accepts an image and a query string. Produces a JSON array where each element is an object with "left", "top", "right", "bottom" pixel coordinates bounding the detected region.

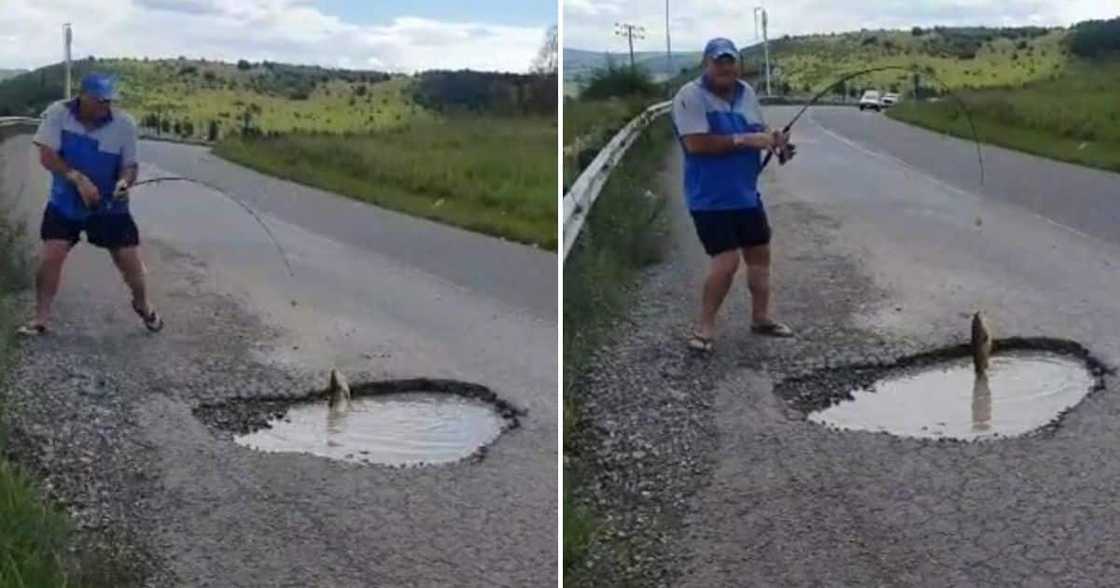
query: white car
[
  {"left": 859, "top": 90, "right": 882, "bottom": 111},
  {"left": 881, "top": 93, "right": 900, "bottom": 107}
]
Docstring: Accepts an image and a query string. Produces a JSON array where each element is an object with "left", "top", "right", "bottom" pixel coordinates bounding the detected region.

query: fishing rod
[
  {"left": 760, "top": 65, "right": 985, "bottom": 185},
  {"left": 126, "top": 176, "right": 296, "bottom": 277}
]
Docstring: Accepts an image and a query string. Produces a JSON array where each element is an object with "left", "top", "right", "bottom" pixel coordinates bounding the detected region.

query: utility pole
[
  {"left": 614, "top": 22, "right": 645, "bottom": 71},
  {"left": 63, "top": 23, "right": 72, "bottom": 99},
  {"left": 753, "top": 7, "right": 771, "bottom": 96}
]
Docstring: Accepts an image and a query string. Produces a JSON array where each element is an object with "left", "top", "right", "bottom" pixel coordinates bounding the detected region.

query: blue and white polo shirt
[
  {"left": 32, "top": 99, "right": 138, "bottom": 221},
  {"left": 671, "top": 76, "right": 767, "bottom": 211}
]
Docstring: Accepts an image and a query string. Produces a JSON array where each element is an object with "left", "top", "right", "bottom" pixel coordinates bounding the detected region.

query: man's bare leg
[
  {"left": 742, "top": 244, "right": 771, "bottom": 323},
  {"left": 31, "top": 240, "right": 73, "bottom": 328},
  {"left": 109, "top": 246, "right": 152, "bottom": 314},
  {"left": 697, "top": 249, "right": 740, "bottom": 339}
]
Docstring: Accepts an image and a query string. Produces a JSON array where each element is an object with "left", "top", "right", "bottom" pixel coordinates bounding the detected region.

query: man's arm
[
  {"left": 681, "top": 130, "right": 786, "bottom": 155},
  {"left": 37, "top": 143, "right": 74, "bottom": 176}
]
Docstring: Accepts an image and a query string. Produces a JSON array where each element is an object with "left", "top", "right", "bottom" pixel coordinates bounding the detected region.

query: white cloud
[
  {"left": 563, "top": 0, "right": 1120, "bottom": 51},
  {"left": 1, "top": 0, "right": 547, "bottom": 73}
]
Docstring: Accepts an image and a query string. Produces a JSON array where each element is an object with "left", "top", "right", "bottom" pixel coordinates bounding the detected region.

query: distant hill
[
  {"left": 564, "top": 47, "right": 701, "bottom": 85},
  {"left": 0, "top": 68, "right": 26, "bottom": 82},
  {"left": 0, "top": 58, "right": 555, "bottom": 139},
  {"left": 568, "top": 25, "right": 1079, "bottom": 99}
]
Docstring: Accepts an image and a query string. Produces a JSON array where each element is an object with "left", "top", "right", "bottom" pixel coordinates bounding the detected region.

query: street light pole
[
  {"left": 63, "top": 23, "right": 72, "bottom": 99},
  {"left": 753, "top": 7, "right": 771, "bottom": 96}
]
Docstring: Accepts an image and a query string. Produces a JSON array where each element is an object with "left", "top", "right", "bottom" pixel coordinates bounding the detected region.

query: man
[
  {"left": 671, "top": 38, "right": 796, "bottom": 353},
  {"left": 16, "top": 73, "right": 162, "bottom": 336}
]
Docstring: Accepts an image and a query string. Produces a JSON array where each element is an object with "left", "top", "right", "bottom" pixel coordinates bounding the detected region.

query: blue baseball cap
[
  {"left": 80, "top": 73, "right": 119, "bottom": 101},
  {"left": 704, "top": 37, "right": 739, "bottom": 61}
]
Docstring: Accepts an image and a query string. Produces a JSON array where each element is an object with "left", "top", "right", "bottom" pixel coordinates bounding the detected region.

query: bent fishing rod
[
  {"left": 127, "top": 176, "right": 295, "bottom": 277},
  {"left": 759, "top": 65, "right": 985, "bottom": 186}
]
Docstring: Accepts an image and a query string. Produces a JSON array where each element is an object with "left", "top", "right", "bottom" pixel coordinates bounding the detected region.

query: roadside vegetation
[
  {"left": 563, "top": 61, "right": 675, "bottom": 578},
  {"left": 215, "top": 115, "right": 557, "bottom": 249},
  {"left": 563, "top": 62, "right": 667, "bottom": 190}
]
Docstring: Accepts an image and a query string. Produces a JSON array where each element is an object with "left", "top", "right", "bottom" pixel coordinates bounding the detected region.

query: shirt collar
[{"left": 67, "top": 98, "right": 113, "bottom": 129}]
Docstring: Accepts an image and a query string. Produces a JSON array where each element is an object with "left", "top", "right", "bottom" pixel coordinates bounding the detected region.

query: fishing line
[
  {"left": 760, "top": 65, "right": 986, "bottom": 186},
  {"left": 128, "top": 176, "right": 296, "bottom": 277}
]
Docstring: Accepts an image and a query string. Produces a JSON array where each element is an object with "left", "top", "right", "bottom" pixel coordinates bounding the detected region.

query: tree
[
  {"left": 237, "top": 59, "right": 251, "bottom": 70},
  {"left": 208, "top": 120, "right": 219, "bottom": 142},
  {"left": 531, "top": 25, "right": 558, "bottom": 75},
  {"left": 183, "top": 119, "right": 194, "bottom": 137},
  {"left": 173, "top": 120, "right": 182, "bottom": 135},
  {"left": 160, "top": 119, "right": 171, "bottom": 134}
]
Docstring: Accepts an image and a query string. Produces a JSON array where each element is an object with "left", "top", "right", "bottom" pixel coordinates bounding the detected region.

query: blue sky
[
  {"left": 314, "top": 0, "right": 556, "bottom": 28},
  {"left": 1, "top": 0, "right": 556, "bottom": 73}
]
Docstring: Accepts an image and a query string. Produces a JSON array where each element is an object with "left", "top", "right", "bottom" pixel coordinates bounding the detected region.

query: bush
[{"left": 581, "top": 61, "right": 658, "bottom": 100}]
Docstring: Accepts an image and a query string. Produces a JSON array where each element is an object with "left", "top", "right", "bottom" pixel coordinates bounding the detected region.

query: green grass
[
  {"left": 213, "top": 115, "right": 557, "bottom": 249},
  {"left": 0, "top": 460, "right": 73, "bottom": 588},
  {"left": 563, "top": 118, "right": 674, "bottom": 579},
  {"left": 887, "top": 60, "right": 1120, "bottom": 172}
]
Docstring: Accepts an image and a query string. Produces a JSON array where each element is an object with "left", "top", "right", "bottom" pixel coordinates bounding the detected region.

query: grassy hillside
[
  {"left": 0, "top": 58, "right": 422, "bottom": 138},
  {"left": 0, "top": 59, "right": 558, "bottom": 245},
  {"left": 748, "top": 26, "right": 1068, "bottom": 96},
  {"left": 0, "top": 68, "right": 26, "bottom": 82},
  {"left": 882, "top": 19, "right": 1120, "bottom": 173}
]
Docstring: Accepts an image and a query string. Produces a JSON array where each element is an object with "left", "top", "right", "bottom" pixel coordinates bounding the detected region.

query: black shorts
[
  {"left": 690, "top": 205, "right": 772, "bottom": 256},
  {"left": 40, "top": 204, "right": 140, "bottom": 250}
]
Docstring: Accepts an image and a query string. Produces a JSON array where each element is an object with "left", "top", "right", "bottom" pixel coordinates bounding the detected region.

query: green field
[
  {"left": 214, "top": 116, "right": 558, "bottom": 249},
  {"left": 887, "top": 60, "right": 1120, "bottom": 172}
]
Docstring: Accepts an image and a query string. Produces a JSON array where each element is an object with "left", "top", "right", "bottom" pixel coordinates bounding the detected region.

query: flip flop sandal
[
  {"left": 687, "top": 332, "right": 714, "bottom": 353},
  {"left": 751, "top": 321, "right": 794, "bottom": 338},
  {"left": 132, "top": 302, "right": 164, "bottom": 333},
  {"left": 15, "top": 323, "right": 48, "bottom": 337}
]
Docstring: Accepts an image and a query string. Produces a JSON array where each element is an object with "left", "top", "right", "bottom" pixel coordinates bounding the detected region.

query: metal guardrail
[{"left": 561, "top": 100, "right": 672, "bottom": 262}]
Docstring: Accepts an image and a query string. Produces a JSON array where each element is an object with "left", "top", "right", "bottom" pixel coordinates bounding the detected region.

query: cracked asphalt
[
  {"left": 1, "top": 129, "right": 557, "bottom": 587},
  {"left": 568, "top": 106, "right": 1120, "bottom": 587}
]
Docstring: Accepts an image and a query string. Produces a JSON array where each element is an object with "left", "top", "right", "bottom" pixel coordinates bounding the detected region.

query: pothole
[
  {"left": 776, "top": 338, "right": 1113, "bottom": 441},
  {"left": 194, "top": 378, "right": 525, "bottom": 466}
]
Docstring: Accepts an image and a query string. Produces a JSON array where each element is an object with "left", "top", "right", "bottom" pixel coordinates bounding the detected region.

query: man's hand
[
  {"left": 113, "top": 178, "right": 132, "bottom": 201},
  {"left": 67, "top": 170, "right": 100, "bottom": 209}
]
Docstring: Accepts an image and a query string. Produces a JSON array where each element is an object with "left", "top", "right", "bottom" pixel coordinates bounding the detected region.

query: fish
[
  {"left": 327, "top": 368, "right": 351, "bottom": 413},
  {"left": 971, "top": 312, "right": 992, "bottom": 375},
  {"left": 971, "top": 372, "right": 991, "bottom": 432}
]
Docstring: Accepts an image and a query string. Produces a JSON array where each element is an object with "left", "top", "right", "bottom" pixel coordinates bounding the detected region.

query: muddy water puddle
[
  {"left": 808, "top": 352, "right": 1096, "bottom": 440},
  {"left": 236, "top": 393, "right": 506, "bottom": 465}
]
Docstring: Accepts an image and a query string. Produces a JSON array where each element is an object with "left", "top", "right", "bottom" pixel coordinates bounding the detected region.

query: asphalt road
[
  {"left": 1, "top": 132, "right": 557, "bottom": 587},
  {"left": 569, "top": 105, "right": 1120, "bottom": 587}
]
